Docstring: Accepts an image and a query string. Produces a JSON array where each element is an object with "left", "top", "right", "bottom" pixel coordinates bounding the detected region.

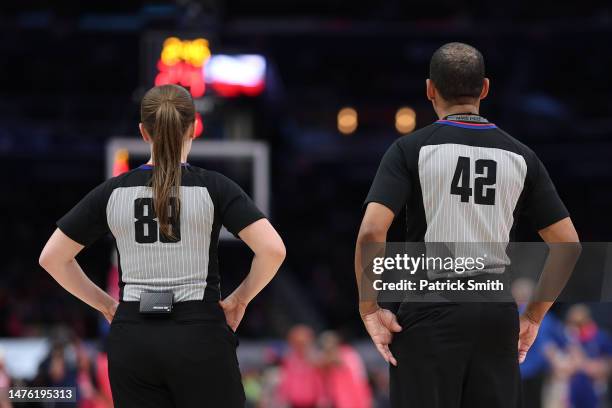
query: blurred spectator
[
  {"left": 75, "top": 345, "right": 111, "bottom": 408},
  {"left": 243, "top": 369, "right": 264, "bottom": 408},
  {"left": 257, "top": 348, "right": 284, "bottom": 408},
  {"left": 36, "top": 345, "right": 76, "bottom": 388},
  {"left": 33, "top": 328, "right": 77, "bottom": 388},
  {"left": 94, "top": 351, "right": 113, "bottom": 407},
  {"left": 278, "top": 325, "right": 324, "bottom": 408},
  {"left": 544, "top": 342, "right": 577, "bottom": 408},
  {"left": 369, "top": 368, "right": 390, "bottom": 408},
  {"left": 546, "top": 304, "right": 612, "bottom": 408},
  {"left": 513, "top": 278, "right": 565, "bottom": 408},
  {"left": 0, "top": 348, "right": 13, "bottom": 408},
  {"left": 318, "top": 331, "right": 372, "bottom": 408},
  {"left": 76, "top": 345, "right": 96, "bottom": 408}
]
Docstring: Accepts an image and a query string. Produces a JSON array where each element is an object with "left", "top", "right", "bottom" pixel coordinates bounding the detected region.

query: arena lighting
[
  {"left": 154, "top": 37, "right": 266, "bottom": 99},
  {"left": 155, "top": 37, "right": 211, "bottom": 98},
  {"left": 338, "top": 107, "right": 358, "bottom": 135},
  {"left": 204, "top": 55, "right": 267, "bottom": 97},
  {"left": 395, "top": 106, "right": 416, "bottom": 134},
  {"left": 112, "top": 149, "right": 130, "bottom": 176},
  {"left": 161, "top": 37, "right": 211, "bottom": 67}
]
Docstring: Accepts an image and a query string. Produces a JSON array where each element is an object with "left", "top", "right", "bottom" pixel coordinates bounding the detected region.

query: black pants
[
  {"left": 522, "top": 373, "right": 544, "bottom": 408},
  {"left": 389, "top": 302, "right": 521, "bottom": 408},
  {"left": 107, "top": 301, "right": 245, "bottom": 408}
]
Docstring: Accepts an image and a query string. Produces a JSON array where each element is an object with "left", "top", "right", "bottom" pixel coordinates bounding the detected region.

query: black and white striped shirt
[
  {"left": 365, "top": 114, "right": 569, "bottom": 277},
  {"left": 57, "top": 163, "right": 265, "bottom": 302}
]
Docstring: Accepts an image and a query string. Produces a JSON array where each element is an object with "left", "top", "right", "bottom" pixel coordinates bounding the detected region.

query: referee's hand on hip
[
  {"left": 219, "top": 294, "right": 247, "bottom": 332},
  {"left": 102, "top": 301, "right": 119, "bottom": 324},
  {"left": 361, "top": 307, "right": 402, "bottom": 366},
  {"left": 517, "top": 313, "right": 541, "bottom": 364}
]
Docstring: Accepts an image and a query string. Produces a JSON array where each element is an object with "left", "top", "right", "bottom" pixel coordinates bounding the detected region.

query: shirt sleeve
[
  {"left": 215, "top": 174, "right": 266, "bottom": 236},
  {"left": 523, "top": 154, "right": 569, "bottom": 230},
  {"left": 57, "top": 181, "right": 111, "bottom": 246},
  {"left": 364, "top": 141, "right": 411, "bottom": 215}
]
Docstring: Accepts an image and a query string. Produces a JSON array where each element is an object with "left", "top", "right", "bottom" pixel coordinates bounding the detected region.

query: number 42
[{"left": 450, "top": 156, "right": 497, "bottom": 205}]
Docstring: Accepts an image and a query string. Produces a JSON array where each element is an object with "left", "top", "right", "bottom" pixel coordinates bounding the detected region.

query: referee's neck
[{"left": 435, "top": 103, "right": 480, "bottom": 120}]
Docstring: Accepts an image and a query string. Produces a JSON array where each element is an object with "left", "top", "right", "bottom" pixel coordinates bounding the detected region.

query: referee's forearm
[
  {"left": 42, "top": 258, "right": 116, "bottom": 314},
  {"left": 525, "top": 218, "right": 582, "bottom": 323},
  {"left": 232, "top": 249, "right": 285, "bottom": 305},
  {"left": 355, "top": 228, "right": 386, "bottom": 316}
]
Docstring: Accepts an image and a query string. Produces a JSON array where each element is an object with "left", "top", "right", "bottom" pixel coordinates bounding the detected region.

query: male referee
[{"left": 354, "top": 42, "right": 580, "bottom": 407}]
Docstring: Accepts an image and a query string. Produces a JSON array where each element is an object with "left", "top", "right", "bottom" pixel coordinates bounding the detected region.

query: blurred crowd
[
  {"left": 0, "top": 328, "right": 113, "bottom": 408},
  {"left": 519, "top": 303, "right": 612, "bottom": 408},
  {"left": 1, "top": 298, "right": 612, "bottom": 408},
  {"left": 243, "top": 325, "right": 383, "bottom": 408},
  {"left": 513, "top": 281, "right": 612, "bottom": 408}
]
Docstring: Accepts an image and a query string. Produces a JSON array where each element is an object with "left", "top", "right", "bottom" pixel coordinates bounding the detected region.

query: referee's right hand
[
  {"left": 102, "top": 301, "right": 119, "bottom": 324},
  {"left": 362, "top": 308, "right": 402, "bottom": 366}
]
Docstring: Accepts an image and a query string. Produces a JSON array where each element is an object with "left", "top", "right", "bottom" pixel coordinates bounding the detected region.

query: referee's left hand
[
  {"left": 362, "top": 308, "right": 402, "bottom": 366},
  {"left": 219, "top": 294, "right": 247, "bottom": 332},
  {"left": 518, "top": 314, "right": 541, "bottom": 364}
]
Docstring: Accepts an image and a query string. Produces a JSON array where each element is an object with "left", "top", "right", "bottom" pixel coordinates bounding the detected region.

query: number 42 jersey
[
  {"left": 365, "top": 114, "right": 569, "bottom": 247},
  {"left": 57, "top": 164, "right": 265, "bottom": 302}
]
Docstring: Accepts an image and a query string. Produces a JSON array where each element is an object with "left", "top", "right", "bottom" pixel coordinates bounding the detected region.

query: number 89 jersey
[
  {"left": 365, "top": 115, "right": 569, "bottom": 264},
  {"left": 57, "top": 164, "right": 265, "bottom": 302}
]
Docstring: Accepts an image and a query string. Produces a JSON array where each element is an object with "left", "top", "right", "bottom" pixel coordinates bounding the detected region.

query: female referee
[{"left": 39, "top": 84, "right": 286, "bottom": 407}]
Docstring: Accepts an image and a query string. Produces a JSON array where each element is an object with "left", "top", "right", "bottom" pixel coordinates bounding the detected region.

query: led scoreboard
[
  {"left": 155, "top": 37, "right": 211, "bottom": 98},
  {"left": 145, "top": 34, "right": 267, "bottom": 98}
]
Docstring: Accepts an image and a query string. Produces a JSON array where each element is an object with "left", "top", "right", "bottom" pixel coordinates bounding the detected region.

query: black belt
[{"left": 113, "top": 300, "right": 225, "bottom": 324}]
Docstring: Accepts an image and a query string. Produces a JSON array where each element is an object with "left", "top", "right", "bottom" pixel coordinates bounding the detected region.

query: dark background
[{"left": 1, "top": 0, "right": 612, "bottom": 340}]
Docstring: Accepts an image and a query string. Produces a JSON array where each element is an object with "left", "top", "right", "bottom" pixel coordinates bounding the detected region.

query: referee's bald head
[{"left": 429, "top": 42, "right": 486, "bottom": 104}]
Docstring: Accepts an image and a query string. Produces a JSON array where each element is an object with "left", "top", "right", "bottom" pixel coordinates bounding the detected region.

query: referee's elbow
[
  {"left": 261, "top": 235, "right": 286, "bottom": 265},
  {"left": 267, "top": 239, "right": 286, "bottom": 264},
  {"left": 357, "top": 224, "right": 387, "bottom": 244},
  {"left": 39, "top": 244, "right": 68, "bottom": 273},
  {"left": 39, "top": 248, "right": 55, "bottom": 272}
]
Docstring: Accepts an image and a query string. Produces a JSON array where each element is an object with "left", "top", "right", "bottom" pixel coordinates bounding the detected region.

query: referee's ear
[
  {"left": 139, "top": 123, "right": 152, "bottom": 143},
  {"left": 425, "top": 78, "right": 436, "bottom": 101},
  {"left": 479, "top": 78, "right": 490, "bottom": 101}
]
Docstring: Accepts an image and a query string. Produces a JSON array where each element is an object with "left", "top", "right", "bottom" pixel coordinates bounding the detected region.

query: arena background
[{"left": 1, "top": 1, "right": 612, "bottom": 407}]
